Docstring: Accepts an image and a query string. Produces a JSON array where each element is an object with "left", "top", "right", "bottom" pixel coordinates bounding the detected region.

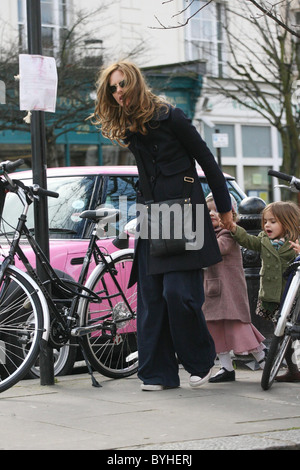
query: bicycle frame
[
  {"left": 74, "top": 247, "right": 134, "bottom": 337},
  {"left": 275, "top": 266, "right": 300, "bottom": 337},
  {"left": 0, "top": 174, "right": 135, "bottom": 340},
  {"left": 0, "top": 160, "right": 138, "bottom": 390}
]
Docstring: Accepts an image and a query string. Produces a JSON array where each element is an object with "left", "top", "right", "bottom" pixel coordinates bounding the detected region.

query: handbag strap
[{"left": 135, "top": 152, "right": 195, "bottom": 204}]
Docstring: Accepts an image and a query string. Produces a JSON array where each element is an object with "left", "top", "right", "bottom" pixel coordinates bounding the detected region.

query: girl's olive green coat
[{"left": 232, "top": 225, "right": 295, "bottom": 303}]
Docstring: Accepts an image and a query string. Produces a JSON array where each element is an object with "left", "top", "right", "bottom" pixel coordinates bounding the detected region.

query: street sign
[{"left": 212, "top": 133, "right": 228, "bottom": 148}]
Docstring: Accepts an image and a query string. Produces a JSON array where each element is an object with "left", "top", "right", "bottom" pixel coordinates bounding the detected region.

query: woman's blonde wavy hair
[{"left": 91, "top": 61, "right": 169, "bottom": 146}]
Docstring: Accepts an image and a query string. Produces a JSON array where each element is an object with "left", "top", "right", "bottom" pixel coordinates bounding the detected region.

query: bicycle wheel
[
  {"left": 28, "top": 341, "right": 77, "bottom": 378},
  {"left": 261, "top": 291, "right": 300, "bottom": 391},
  {"left": 0, "top": 266, "right": 44, "bottom": 393},
  {"left": 80, "top": 250, "right": 138, "bottom": 379},
  {"left": 261, "top": 335, "right": 291, "bottom": 390},
  {"left": 28, "top": 270, "right": 78, "bottom": 378}
]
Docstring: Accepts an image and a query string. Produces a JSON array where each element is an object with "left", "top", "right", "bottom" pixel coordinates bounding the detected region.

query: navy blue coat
[{"left": 126, "top": 105, "right": 232, "bottom": 284}]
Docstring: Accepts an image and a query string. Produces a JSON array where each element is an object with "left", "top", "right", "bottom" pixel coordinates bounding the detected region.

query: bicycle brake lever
[
  {"left": 274, "top": 184, "right": 290, "bottom": 189},
  {"left": 274, "top": 184, "right": 299, "bottom": 193}
]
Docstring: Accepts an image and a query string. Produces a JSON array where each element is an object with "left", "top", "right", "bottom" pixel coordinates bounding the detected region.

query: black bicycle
[
  {"left": 0, "top": 159, "right": 138, "bottom": 393},
  {"left": 261, "top": 169, "right": 300, "bottom": 390}
]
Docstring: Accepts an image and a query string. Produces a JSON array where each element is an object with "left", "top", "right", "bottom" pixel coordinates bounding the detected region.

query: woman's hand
[{"left": 219, "top": 211, "right": 234, "bottom": 231}]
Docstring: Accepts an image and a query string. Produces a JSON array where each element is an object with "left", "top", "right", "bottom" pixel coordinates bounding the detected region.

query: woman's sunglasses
[{"left": 109, "top": 80, "right": 126, "bottom": 94}]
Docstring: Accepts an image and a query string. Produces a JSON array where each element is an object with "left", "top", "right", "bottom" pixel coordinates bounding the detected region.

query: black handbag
[{"left": 135, "top": 156, "right": 195, "bottom": 257}]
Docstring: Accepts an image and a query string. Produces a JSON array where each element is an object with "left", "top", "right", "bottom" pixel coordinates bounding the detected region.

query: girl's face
[
  {"left": 109, "top": 69, "right": 126, "bottom": 107},
  {"left": 263, "top": 210, "right": 285, "bottom": 240},
  {"left": 207, "top": 200, "right": 220, "bottom": 228}
]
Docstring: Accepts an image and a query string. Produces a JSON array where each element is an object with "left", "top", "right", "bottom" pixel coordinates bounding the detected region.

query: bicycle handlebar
[
  {"left": 268, "top": 169, "right": 300, "bottom": 191},
  {"left": 32, "top": 184, "right": 59, "bottom": 199},
  {"left": 1, "top": 159, "right": 25, "bottom": 173},
  {"left": 0, "top": 159, "right": 59, "bottom": 199},
  {"left": 268, "top": 169, "right": 292, "bottom": 182}
]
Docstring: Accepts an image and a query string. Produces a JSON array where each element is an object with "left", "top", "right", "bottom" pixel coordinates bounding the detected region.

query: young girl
[
  {"left": 231, "top": 201, "right": 300, "bottom": 382},
  {"left": 203, "top": 195, "right": 266, "bottom": 382}
]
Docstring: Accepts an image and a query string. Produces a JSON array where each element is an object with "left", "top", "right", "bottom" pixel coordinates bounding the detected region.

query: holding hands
[{"left": 219, "top": 211, "right": 235, "bottom": 232}]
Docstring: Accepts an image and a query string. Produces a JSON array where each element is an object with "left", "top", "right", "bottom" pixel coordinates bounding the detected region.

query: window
[
  {"left": 69, "top": 145, "right": 99, "bottom": 167},
  {"left": 2, "top": 175, "right": 97, "bottom": 239},
  {"left": 242, "top": 126, "right": 271, "bottom": 158},
  {"left": 101, "top": 176, "right": 138, "bottom": 236},
  {"left": 184, "top": 1, "right": 225, "bottom": 77},
  {"left": 203, "top": 123, "right": 236, "bottom": 157},
  {"left": 0, "top": 144, "right": 32, "bottom": 168},
  {"left": 244, "top": 166, "right": 272, "bottom": 202},
  {"left": 18, "top": 0, "right": 68, "bottom": 56}
]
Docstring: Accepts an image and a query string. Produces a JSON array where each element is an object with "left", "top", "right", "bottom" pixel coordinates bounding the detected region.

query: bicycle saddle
[{"left": 80, "top": 207, "right": 121, "bottom": 223}]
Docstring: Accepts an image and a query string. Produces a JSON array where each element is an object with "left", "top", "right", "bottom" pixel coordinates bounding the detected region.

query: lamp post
[{"left": 26, "top": 0, "right": 54, "bottom": 386}]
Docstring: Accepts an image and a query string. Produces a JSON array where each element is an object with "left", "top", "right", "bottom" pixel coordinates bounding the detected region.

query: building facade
[{"left": 1, "top": 0, "right": 299, "bottom": 201}]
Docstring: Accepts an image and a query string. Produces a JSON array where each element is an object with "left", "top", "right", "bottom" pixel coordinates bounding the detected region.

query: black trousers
[{"left": 136, "top": 240, "right": 216, "bottom": 387}]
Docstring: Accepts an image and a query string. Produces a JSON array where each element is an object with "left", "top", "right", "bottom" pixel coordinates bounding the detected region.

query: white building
[{"left": 1, "top": 0, "right": 299, "bottom": 201}]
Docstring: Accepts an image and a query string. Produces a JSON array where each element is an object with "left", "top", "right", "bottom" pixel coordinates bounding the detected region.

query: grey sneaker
[
  {"left": 141, "top": 384, "right": 164, "bottom": 391},
  {"left": 189, "top": 369, "right": 212, "bottom": 388}
]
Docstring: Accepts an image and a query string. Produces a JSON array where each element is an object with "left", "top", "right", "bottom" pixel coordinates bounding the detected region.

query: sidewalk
[{"left": 0, "top": 365, "right": 299, "bottom": 451}]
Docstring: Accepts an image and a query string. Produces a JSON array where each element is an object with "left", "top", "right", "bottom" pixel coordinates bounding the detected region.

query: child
[
  {"left": 231, "top": 200, "right": 300, "bottom": 382},
  {"left": 202, "top": 194, "right": 266, "bottom": 382}
]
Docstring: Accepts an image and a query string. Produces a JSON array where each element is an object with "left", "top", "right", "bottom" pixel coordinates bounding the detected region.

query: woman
[{"left": 92, "top": 60, "right": 233, "bottom": 390}]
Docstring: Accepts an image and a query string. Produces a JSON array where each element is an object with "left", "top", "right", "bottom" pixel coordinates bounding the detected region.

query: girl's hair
[
  {"left": 206, "top": 193, "right": 239, "bottom": 221},
  {"left": 91, "top": 60, "right": 169, "bottom": 145},
  {"left": 262, "top": 201, "right": 300, "bottom": 241}
]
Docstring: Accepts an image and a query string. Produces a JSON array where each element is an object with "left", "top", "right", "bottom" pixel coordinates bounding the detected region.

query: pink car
[{"left": 1, "top": 165, "right": 245, "bottom": 376}]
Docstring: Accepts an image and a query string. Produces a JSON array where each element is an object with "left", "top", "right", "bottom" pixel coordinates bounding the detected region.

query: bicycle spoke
[
  {"left": 80, "top": 251, "right": 138, "bottom": 379},
  {"left": 0, "top": 268, "right": 43, "bottom": 393}
]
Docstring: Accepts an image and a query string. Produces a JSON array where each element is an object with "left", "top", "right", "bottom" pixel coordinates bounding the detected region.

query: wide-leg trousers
[{"left": 136, "top": 241, "right": 216, "bottom": 387}]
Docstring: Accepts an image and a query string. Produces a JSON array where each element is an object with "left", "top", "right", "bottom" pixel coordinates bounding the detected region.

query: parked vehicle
[
  {"left": 0, "top": 165, "right": 246, "bottom": 377},
  {"left": 261, "top": 170, "right": 300, "bottom": 390}
]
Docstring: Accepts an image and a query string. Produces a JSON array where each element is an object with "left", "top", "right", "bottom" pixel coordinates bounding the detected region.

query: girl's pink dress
[
  {"left": 206, "top": 319, "right": 265, "bottom": 355},
  {"left": 202, "top": 226, "right": 265, "bottom": 355}
]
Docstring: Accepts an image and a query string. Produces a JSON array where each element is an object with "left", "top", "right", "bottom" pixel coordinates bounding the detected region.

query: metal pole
[
  {"left": 215, "top": 129, "right": 222, "bottom": 170},
  {"left": 26, "top": 0, "right": 54, "bottom": 385}
]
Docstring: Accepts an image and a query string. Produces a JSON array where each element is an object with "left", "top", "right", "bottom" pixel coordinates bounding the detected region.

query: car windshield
[
  {"left": 1, "top": 175, "right": 97, "bottom": 239},
  {"left": 201, "top": 179, "right": 245, "bottom": 208}
]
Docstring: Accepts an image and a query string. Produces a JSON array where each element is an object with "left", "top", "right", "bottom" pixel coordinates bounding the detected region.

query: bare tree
[
  {"left": 154, "top": 0, "right": 300, "bottom": 38},
  {"left": 0, "top": 6, "right": 146, "bottom": 167},
  {"left": 154, "top": 1, "right": 300, "bottom": 184},
  {"left": 208, "top": 1, "right": 300, "bottom": 185},
  {"left": 247, "top": 0, "right": 300, "bottom": 39}
]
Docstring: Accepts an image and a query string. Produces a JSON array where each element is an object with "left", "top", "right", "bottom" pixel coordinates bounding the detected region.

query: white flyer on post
[{"left": 19, "top": 54, "right": 58, "bottom": 112}]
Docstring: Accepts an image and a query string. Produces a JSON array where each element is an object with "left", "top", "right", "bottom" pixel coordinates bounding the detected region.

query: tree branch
[
  {"left": 151, "top": 0, "right": 214, "bottom": 29},
  {"left": 247, "top": 0, "right": 300, "bottom": 38}
]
